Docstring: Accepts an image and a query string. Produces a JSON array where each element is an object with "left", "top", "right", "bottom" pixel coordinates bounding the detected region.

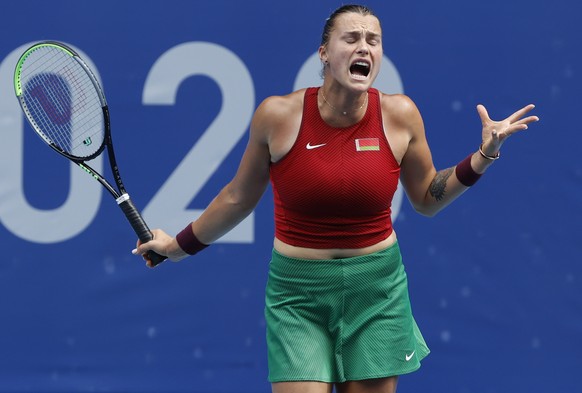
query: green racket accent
[{"left": 14, "top": 42, "right": 76, "bottom": 96}]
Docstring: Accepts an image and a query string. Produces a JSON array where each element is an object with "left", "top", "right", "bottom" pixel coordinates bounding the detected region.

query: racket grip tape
[{"left": 117, "top": 196, "right": 167, "bottom": 267}]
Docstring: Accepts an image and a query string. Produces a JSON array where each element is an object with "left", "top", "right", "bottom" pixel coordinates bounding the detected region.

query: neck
[{"left": 319, "top": 88, "right": 368, "bottom": 116}]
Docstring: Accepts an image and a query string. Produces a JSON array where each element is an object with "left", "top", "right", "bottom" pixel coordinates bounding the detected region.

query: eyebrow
[{"left": 343, "top": 30, "right": 381, "bottom": 39}]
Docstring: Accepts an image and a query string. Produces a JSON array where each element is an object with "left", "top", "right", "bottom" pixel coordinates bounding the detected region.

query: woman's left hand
[{"left": 477, "top": 104, "right": 539, "bottom": 156}]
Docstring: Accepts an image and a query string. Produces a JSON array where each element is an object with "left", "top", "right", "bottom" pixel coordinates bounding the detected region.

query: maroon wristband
[
  {"left": 175, "top": 224, "right": 209, "bottom": 255},
  {"left": 455, "top": 153, "right": 482, "bottom": 187}
]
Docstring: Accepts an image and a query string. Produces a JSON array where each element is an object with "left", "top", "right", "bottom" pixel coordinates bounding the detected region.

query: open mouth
[{"left": 350, "top": 61, "right": 371, "bottom": 80}]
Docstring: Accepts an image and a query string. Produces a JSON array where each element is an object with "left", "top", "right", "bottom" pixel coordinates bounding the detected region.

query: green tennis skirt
[{"left": 265, "top": 241, "right": 429, "bottom": 383}]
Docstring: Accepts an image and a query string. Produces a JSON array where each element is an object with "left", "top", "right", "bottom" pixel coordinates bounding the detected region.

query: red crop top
[{"left": 269, "top": 87, "right": 401, "bottom": 249}]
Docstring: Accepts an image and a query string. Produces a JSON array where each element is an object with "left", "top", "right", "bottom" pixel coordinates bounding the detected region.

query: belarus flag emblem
[{"left": 355, "top": 138, "right": 380, "bottom": 151}]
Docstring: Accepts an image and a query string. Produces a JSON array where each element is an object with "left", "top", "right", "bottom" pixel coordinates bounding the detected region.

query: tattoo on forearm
[{"left": 429, "top": 167, "right": 454, "bottom": 202}]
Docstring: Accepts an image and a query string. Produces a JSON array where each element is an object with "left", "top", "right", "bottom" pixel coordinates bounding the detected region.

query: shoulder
[
  {"left": 250, "top": 88, "right": 308, "bottom": 145},
  {"left": 378, "top": 92, "right": 422, "bottom": 124},
  {"left": 254, "top": 89, "right": 307, "bottom": 124},
  {"left": 377, "top": 91, "right": 425, "bottom": 142}
]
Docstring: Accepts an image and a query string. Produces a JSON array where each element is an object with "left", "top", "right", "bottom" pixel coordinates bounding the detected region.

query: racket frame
[{"left": 14, "top": 41, "right": 166, "bottom": 266}]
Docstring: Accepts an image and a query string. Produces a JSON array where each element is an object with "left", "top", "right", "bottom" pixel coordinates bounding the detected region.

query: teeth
[{"left": 350, "top": 61, "right": 370, "bottom": 79}]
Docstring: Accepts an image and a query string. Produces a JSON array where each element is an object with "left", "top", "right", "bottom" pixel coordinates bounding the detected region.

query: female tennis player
[{"left": 133, "top": 4, "right": 539, "bottom": 392}]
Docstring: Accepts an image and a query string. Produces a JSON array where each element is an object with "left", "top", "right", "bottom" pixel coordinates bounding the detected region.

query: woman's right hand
[{"left": 133, "top": 229, "right": 189, "bottom": 267}]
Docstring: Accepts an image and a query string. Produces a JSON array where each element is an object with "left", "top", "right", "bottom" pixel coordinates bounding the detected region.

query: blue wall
[{"left": 0, "top": 1, "right": 580, "bottom": 392}]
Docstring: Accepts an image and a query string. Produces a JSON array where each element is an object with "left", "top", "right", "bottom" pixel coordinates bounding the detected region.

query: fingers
[
  {"left": 132, "top": 228, "right": 173, "bottom": 268},
  {"left": 491, "top": 129, "right": 500, "bottom": 143},
  {"left": 476, "top": 104, "right": 490, "bottom": 125},
  {"left": 133, "top": 247, "right": 159, "bottom": 268},
  {"left": 508, "top": 104, "right": 536, "bottom": 123},
  {"left": 479, "top": 103, "right": 539, "bottom": 138},
  {"left": 132, "top": 239, "right": 149, "bottom": 256},
  {"left": 132, "top": 228, "right": 161, "bottom": 254},
  {"left": 132, "top": 235, "right": 156, "bottom": 267},
  {"left": 478, "top": 103, "right": 539, "bottom": 125},
  {"left": 496, "top": 121, "right": 536, "bottom": 140},
  {"left": 505, "top": 111, "right": 539, "bottom": 138},
  {"left": 513, "top": 115, "right": 540, "bottom": 127}
]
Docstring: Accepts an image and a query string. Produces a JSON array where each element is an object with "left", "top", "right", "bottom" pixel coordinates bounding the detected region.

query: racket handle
[{"left": 117, "top": 195, "right": 167, "bottom": 267}]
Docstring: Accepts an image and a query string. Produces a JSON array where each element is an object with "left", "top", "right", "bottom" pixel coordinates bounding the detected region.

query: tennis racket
[{"left": 14, "top": 41, "right": 166, "bottom": 267}]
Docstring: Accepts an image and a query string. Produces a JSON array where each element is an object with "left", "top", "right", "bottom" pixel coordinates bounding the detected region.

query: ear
[{"left": 318, "top": 46, "right": 328, "bottom": 64}]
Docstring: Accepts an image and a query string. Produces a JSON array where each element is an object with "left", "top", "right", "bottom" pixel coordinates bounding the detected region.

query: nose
[{"left": 356, "top": 40, "right": 369, "bottom": 55}]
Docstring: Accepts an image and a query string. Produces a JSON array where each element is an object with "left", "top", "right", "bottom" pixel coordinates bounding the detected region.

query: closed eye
[{"left": 342, "top": 32, "right": 381, "bottom": 46}]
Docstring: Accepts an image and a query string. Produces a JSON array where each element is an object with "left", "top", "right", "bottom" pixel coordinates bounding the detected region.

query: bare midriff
[{"left": 273, "top": 230, "right": 397, "bottom": 260}]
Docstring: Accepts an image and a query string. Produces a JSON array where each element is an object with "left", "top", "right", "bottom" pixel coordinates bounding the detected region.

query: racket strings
[{"left": 19, "top": 46, "right": 105, "bottom": 159}]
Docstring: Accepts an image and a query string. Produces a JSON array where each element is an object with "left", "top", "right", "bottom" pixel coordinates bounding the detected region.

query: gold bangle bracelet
[{"left": 479, "top": 144, "right": 500, "bottom": 160}]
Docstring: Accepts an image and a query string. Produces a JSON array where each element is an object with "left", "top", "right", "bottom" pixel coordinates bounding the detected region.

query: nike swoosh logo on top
[
  {"left": 405, "top": 351, "right": 415, "bottom": 361},
  {"left": 306, "top": 142, "right": 326, "bottom": 150}
]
